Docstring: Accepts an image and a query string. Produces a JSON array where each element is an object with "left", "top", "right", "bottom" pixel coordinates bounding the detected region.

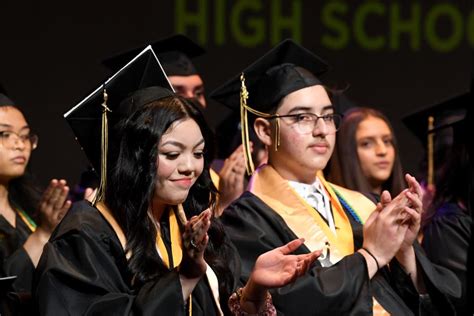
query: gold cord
[
  {"left": 240, "top": 73, "right": 280, "bottom": 175},
  {"left": 93, "top": 88, "right": 112, "bottom": 205}
]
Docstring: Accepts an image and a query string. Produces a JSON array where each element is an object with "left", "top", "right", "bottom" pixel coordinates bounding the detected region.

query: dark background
[{"left": 1, "top": 0, "right": 472, "bottom": 188}]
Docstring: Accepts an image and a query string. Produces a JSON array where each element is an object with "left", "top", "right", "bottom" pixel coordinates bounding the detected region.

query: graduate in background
[
  {"left": 328, "top": 106, "right": 405, "bottom": 202},
  {"left": 35, "top": 47, "right": 320, "bottom": 315},
  {"left": 0, "top": 93, "right": 70, "bottom": 315},
  {"left": 211, "top": 39, "right": 460, "bottom": 315},
  {"left": 103, "top": 34, "right": 246, "bottom": 215},
  {"left": 405, "top": 85, "right": 473, "bottom": 315}
]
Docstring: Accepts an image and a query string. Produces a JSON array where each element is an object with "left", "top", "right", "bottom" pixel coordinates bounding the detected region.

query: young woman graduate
[
  {"left": 102, "top": 34, "right": 248, "bottom": 216},
  {"left": 408, "top": 87, "right": 473, "bottom": 315},
  {"left": 211, "top": 39, "right": 460, "bottom": 315},
  {"left": 34, "top": 47, "right": 320, "bottom": 315},
  {"left": 0, "top": 93, "right": 71, "bottom": 315},
  {"left": 328, "top": 106, "right": 405, "bottom": 202}
]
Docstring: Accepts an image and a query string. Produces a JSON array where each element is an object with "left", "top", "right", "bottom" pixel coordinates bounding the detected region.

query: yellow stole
[
  {"left": 248, "top": 165, "right": 388, "bottom": 315},
  {"left": 210, "top": 169, "right": 220, "bottom": 189},
  {"left": 96, "top": 202, "right": 223, "bottom": 316}
]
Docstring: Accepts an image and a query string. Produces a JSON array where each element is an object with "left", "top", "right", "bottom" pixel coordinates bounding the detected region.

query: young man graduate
[{"left": 211, "top": 39, "right": 460, "bottom": 315}]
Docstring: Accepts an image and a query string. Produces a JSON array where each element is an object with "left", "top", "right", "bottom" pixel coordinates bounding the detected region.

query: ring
[{"left": 190, "top": 239, "right": 199, "bottom": 250}]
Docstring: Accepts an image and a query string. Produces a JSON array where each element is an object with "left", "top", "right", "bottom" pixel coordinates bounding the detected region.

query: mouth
[
  {"left": 170, "top": 178, "right": 194, "bottom": 188},
  {"left": 374, "top": 161, "right": 390, "bottom": 168},
  {"left": 11, "top": 156, "right": 27, "bottom": 164},
  {"left": 308, "top": 143, "right": 329, "bottom": 154}
]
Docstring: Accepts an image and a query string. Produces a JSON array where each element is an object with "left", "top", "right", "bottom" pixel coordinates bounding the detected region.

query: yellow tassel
[
  {"left": 427, "top": 116, "right": 434, "bottom": 186},
  {"left": 239, "top": 73, "right": 282, "bottom": 175},
  {"left": 93, "top": 88, "right": 112, "bottom": 205}
]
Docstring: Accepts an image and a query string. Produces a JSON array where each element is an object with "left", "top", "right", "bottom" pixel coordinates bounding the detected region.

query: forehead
[
  {"left": 168, "top": 74, "right": 204, "bottom": 89},
  {"left": 277, "top": 85, "right": 332, "bottom": 113},
  {"left": 357, "top": 116, "right": 391, "bottom": 136},
  {"left": 0, "top": 106, "right": 28, "bottom": 127},
  {"left": 160, "top": 118, "right": 203, "bottom": 143}
]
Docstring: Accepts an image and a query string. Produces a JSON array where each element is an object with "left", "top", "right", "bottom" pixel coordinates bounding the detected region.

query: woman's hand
[
  {"left": 179, "top": 209, "right": 211, "bottom": 279},
  {"left": 216, "top": 144, "right": 247, "bottom": 216},
  {"left": 23, "top": 179, "right": 71, "bottom": 266},
  {"left": 250, "top": 238, "right": 320, "bottom": 288},
  {"left": 239, "top": 239, "right": 320, "bottom": 313},
  {"left": 178, "top": 209, "right": 212, "bottom": 300},
  {"left": 38, "top": 179, "right": 71, "bottom": 234}
]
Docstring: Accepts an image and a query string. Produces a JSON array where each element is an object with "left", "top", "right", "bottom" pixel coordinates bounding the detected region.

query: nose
[
  {"left": 12, "top": 136, "right": 27, "bottom": 151},
  {"left": 177, "top": 154, "right": 194, "bottom": 175},
  {"left": 312, "top": 117, "right": 329, "bottom": 137},
  {"left": 375, "top": 140, "right": 387, "bottom": 156}
]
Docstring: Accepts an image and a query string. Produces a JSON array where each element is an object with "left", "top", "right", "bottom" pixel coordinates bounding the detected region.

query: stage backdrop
[{"left": 0, "top": 0, "right": 472, "bottom": 188}]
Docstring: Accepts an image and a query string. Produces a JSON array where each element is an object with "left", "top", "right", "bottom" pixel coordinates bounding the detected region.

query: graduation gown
[
  {"left": 0, "top": 208, "right": 36, "bottom": 316},
  {"left": 422, "top": 202, "right": 472, "bottom": 315},
  {"left": 0, "top": 212, "right": 35, "bottom": 292},
  {"left": 221, "top": 165, "right": 459, "bottom": 315},
  {"left": 34, "top": 201, "right": 234, "bottom": 316}
]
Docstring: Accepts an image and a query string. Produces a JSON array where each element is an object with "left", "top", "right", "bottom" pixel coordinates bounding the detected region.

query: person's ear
[{"left": 254, "top": 118, "right": 272, "bottom": 147}]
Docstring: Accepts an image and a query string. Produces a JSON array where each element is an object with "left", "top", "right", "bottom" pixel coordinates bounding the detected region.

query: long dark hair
[
  {"left": 0, "top": 104, "right": 41, "bottom": 220},
  {"left": 104, "top": 90, "right": 235, "bottom": 301},
  {"left": 328, "top": 107, "right": 405, "bottom": 196}
]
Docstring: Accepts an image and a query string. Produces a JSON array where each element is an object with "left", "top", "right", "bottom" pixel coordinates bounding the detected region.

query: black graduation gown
[
  {"left": 221, "top": 192, "right": 460, "bottom": 315},
  {"left": 422, "top": 202, "right": 472, "bottom": 315},
  {"left": 34, "top": 201, "right": 226, "bottom": 316},
  {"left": 0, "top": 213, "right": 35, "bottom": 292},
  {"left": 0, "top": 212, "right": 36, "bottom": 316}
]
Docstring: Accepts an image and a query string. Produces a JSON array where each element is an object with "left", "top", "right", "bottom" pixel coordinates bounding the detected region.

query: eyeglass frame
[
  {"left": 266, "top": 112, "right": 343, "bottom": 134},
  {"left": 0, "top": 131, "right": 39, "bottom": 150}
]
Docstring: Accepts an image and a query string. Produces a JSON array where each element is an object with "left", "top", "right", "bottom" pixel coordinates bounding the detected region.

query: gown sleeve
[
  {"left": 34, "top": 201, "right": 186, "bottom": 316},
  {"left": 422, "top": 203, "right": 470, "bottom": 314},
  {"left": 221, "top": 193, "right": 375, "bottom": 315}
]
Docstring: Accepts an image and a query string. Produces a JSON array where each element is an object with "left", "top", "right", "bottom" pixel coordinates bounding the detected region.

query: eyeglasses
[
  {"left": 269, "top": 113, "right": 342, "bottom": 134},
  {"left": 0, "top": 131, "right": 39, "bottom": 150}
]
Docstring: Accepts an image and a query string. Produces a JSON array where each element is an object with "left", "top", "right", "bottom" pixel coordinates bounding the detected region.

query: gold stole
[
  {"left": 96, "top": 203, "right": 223, "bottom": 316},
  {"left": 248, "top": 165, "right": 389, "bottom": 315},
  {"left": 210, "top": 169, "right": 220, "bottom": 189},
  {"left": 155, "top": 207, "right": 183, "bottom": 269}
]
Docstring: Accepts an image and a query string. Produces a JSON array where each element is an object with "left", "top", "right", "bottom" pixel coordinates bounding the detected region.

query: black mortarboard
[
  {"left": 403, "top": 79, "right": 473, "bottom": 185},
  {"left": 65, "top": 46, "right": 173, "bottom": 203},
  {"left": 0, "top": 93, "right": 15, "bottom": 106},
  {"left": 210, "top": 39, "right": 329, "bottom": 113},
  {"left": 403, "top": 92, "right": 471, "bottom": 143},
  {"left": 210, "top": 39, "right": 329, "bottom": 174},
  {"left": 102, "top": 34, "right": 205, "bottom": 76}
]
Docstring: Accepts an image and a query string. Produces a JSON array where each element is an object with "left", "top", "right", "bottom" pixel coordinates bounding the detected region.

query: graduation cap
[
  {"left": 403, "top": 92, "right": 470, "bottom": 143},
  {"left": 0, "top": 93, "right": 15, "bottom": 106},
  {"left": 102, "top": 34, "right": 205, "bottom": 76},
  {"left": 403, "top": 88, "right": 472, "bottom": 185},
  {"left": 65, "top": 46, "right": 173, "bottom": 203},
  {"left": 210, "top": 39, "right": 329, "bottom": 174}
]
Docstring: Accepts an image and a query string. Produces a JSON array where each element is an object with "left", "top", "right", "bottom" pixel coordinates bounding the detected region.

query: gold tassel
[
  {"left": 427, "top": 116, "right": 434, "bottom": 186},
  {"left": 240, "top": 73, "right": 254, "bottom": 175},
  {"left": 239, "top": 73, "right": 281, "bottom": 175},
  {"left": 93, "top": 88, "right": 112, "bottom": 205}
]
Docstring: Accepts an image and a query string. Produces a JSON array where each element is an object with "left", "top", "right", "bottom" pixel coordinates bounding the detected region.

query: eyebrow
[
  {"left": 286, "top": 105, "right": 335, "bottom": 115},
  {"left": 0, "top": 123, "right": 30, "bottom": 130},
  {"left": 161, "top": 138, "right": 205, "bottom": 149}
]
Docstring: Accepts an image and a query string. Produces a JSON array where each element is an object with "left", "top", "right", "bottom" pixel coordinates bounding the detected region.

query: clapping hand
[
  {"left": 180, "top": 209, "right": 211, "bottom": 279},
  {"left": 38, "top": 179, "right": 71, "bottom": 233},
  {"left": 250, "top": 238, "right": 321, "bottom": 288}
]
